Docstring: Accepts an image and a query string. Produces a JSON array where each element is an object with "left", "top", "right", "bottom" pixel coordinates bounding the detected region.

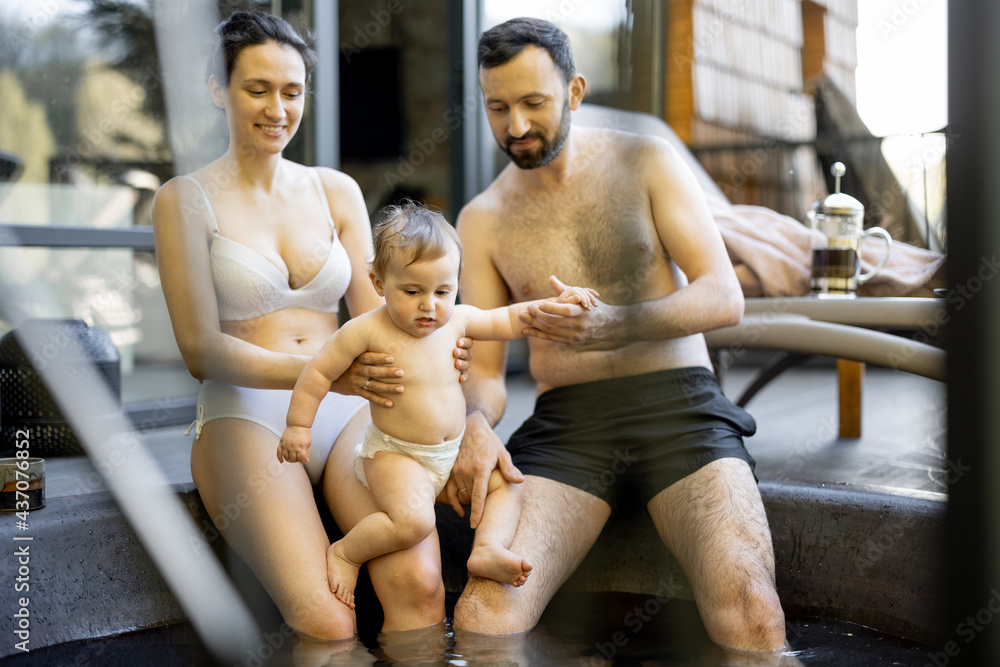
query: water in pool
[{"left": 3, "top": 591, "right": 931, "bottom": 666}]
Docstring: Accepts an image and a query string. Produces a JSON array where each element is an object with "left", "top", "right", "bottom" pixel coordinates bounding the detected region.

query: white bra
[{"left": 182, "top": 170, "right": 352, "bottom": 321}]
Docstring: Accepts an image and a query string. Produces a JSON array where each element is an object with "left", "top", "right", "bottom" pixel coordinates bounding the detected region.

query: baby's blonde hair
[{"left": 371, "top": 201, "right": 464, "bottom": 279}]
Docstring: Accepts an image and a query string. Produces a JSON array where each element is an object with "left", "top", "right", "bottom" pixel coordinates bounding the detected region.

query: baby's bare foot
[
  {"left": 467, "top": 543, "right": 533, "bottom": 587},
  {"left": 327, "top": 540, "right": 360, "bottom": 609}
]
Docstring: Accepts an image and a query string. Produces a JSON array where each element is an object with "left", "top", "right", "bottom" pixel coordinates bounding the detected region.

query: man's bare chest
[{"left": 491, "top": 187, "right": 665, "bottom": 304}]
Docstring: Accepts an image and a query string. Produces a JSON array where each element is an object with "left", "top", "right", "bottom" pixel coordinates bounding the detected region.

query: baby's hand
[
  {"left": 556, "top": 284, "right": 601, "bottom": 310},
  {"left": 278, "top": 426, "right": 312, "bottom": 464}
]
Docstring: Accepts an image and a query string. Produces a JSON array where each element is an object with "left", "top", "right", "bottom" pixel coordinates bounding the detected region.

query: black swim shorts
[{"left": 505, "top": 366, "right": 757, "bottom": 509}]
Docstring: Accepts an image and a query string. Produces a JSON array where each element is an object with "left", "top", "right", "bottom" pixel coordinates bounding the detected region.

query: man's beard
[{"left": 501, "top": 100, "right": 571, "bottom": 170}]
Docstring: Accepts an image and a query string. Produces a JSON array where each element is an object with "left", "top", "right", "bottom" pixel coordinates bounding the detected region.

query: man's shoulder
[
  {"left": 576, "top": 126, "right": 685, "bottom": 187},
  {"left": 456, "top": 182, "right": 509, "bottom": 233},
  {"left": 578, "top": 125, "right": 673, "bottom": 160}
]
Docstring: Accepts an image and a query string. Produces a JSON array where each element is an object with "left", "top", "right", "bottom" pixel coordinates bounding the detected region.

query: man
[{"left": 445, "top": 17, "right": 787, "bottom": 652}]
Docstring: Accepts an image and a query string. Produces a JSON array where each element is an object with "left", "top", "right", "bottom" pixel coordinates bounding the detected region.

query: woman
[{"left": 152, "top": 10, "right": 466, "bottom": 641}]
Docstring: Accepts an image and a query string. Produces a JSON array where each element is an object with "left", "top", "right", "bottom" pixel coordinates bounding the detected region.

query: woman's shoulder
[
  {"left": 152, "top": 172, "right": 208, "bottom": 220},
  {"left": 154, "top": 161, "right": 233, "bottom": 206},
  {"left": 309, "top": 164, "right": 363, "bottom": 197},
  {"left": 157, "top": 172, "right": 197, "bottom": 194},
  {"left": 302, "top": 163, "right": 368, "bottom": 228}
]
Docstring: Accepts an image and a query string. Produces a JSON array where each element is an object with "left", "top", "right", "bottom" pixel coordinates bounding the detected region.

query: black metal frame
[
  {"left": 0, "top": 224, "right": 155, "bottom": 249},
  {"left": 946, "top": 3, "right": 1000, "bottom": 662}
]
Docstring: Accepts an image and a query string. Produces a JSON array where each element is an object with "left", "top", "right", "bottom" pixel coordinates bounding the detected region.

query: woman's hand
[
  {"left": 329, "top": 351, "right": 404, "bottom": 408},
  {"left": 330, "top": 337, "right": 473, "bottom": 408},
  {"left": 454, "top": 337, "right": 473, "bottom": 382}
]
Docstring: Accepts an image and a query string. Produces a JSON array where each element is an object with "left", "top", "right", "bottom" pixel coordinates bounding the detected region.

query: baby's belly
[{"left": 372, "top": 383, "right": 467, "bottom": 445}]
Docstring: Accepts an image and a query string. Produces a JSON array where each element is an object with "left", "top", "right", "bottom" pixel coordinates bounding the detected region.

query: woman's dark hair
[
  {"left": 211, "top": 10, "right": 318, "bottom": 85},
  {"left": 478, "top": 17, "right": 575, "bottom": 83}
]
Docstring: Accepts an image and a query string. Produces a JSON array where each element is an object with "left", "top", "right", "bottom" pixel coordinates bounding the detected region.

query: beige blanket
[{"left": 708, "top": 199, "right": 946, "bottom": 298}]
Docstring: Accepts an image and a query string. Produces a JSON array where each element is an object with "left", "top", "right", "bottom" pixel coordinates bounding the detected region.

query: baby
[{"left": 277, "top": 201, "right": 597, "bottom": 608}]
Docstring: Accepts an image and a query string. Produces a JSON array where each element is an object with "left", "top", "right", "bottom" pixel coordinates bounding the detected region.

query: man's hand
[
  {"left": 445, "top": 412, "right": 523, "bottom": 528},
  {"left": 277, "top": 425, "right": 312, "bottom": 464},
  {"left": 520, "top": 276, "right": 625, "bottom": 350},
  {"left": 554, "top": 278, "right": 601, "bottom": 311}
]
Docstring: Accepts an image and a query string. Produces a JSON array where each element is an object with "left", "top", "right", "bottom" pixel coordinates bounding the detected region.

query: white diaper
[{"left": 354, "top": 422, "right": 464, "bottom": 497}]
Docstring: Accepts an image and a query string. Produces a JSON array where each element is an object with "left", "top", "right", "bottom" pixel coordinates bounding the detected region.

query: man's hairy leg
[
  {"left": 648, "top": 457, "right": 787, "bottom": 652},
  {"left": 454, "top": 475, "right": 611, "bottom": 634}
]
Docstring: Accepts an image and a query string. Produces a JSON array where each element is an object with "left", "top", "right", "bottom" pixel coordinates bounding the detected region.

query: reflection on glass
[
  {"left": 482, "top": 1, "right": 642, "bottom": 110},
  {"left": 0, "top": 245, "right": 199, "bottom": 405},
  {"left": 479, "top": 1, "right": 650, "bottom": 179},
  {"left": 483, "top": 1, "right": 629, "bottom": 100},
  {"left": 0, "top": 1, "right": 310, "bottom": 409}
]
